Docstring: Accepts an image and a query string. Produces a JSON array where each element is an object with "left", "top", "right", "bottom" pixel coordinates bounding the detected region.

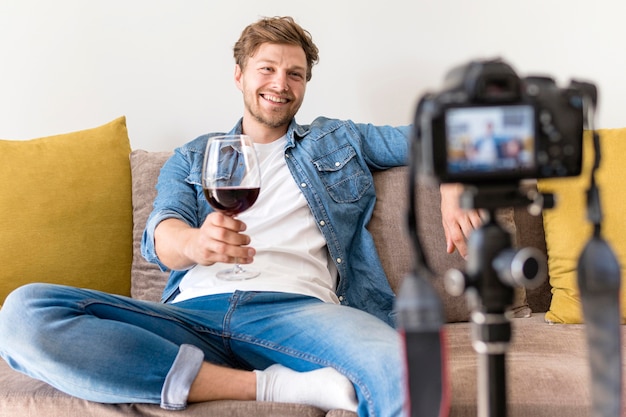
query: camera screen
[{"left": 444, "top": 105, "right": 535, "bottom": 177}]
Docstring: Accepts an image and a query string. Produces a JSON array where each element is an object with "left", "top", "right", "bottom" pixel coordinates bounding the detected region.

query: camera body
[{"left": 416, "top": 58, "right": 592, "bottom": 185}]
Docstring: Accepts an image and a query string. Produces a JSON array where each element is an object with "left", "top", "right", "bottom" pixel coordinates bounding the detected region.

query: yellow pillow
[
  {"left": 0, "top": 117, "right": 133, "bottom": 306},
  {"left": 538, "top": 127, "right": 626, "bottom": 323}
]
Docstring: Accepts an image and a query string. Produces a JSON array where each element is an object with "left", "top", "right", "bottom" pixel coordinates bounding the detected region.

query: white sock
[{"left": 254, "top": 364, "right": 358, "bottom": 412}]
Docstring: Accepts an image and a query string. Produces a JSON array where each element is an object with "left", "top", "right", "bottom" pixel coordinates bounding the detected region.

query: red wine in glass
[
  {"left": 203, "top": 186, "right": 260, "bottom": 217},
  {"left": 202, "top": 134, "right": 262, "bottom": 280}
]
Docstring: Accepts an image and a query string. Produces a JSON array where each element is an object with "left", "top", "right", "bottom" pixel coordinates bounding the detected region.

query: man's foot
[{"left": 255, "top": 364, "right": 358, "bottom": 412}]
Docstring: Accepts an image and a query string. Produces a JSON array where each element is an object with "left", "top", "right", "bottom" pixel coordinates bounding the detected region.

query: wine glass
[{"left": 202, "top": 134, "right": 261, "bottom": 280}]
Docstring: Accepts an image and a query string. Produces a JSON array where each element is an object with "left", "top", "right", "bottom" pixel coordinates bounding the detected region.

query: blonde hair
[{"left": 233, "top": 16, "right": 319, "bottom": 81}]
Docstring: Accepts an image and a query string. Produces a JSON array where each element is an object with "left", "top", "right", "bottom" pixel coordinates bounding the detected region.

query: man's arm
[
  {"left": 154, "top": 214, "right": 255, "bottom": 271},
  {"left": 350, "top": 121, "right": 483, "bottom": 257}
]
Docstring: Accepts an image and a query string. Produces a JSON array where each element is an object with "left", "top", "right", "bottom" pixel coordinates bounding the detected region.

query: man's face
[{"left": 235, "top": 42, "right": 307, "bottom": 132}]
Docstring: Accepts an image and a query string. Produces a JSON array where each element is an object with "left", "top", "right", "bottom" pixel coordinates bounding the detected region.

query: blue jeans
[{"left": 0, "top": 283, "right": 403, "bottom": 417}]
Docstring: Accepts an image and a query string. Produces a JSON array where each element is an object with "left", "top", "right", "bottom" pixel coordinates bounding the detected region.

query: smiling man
[{"left": 0, "top": 16, "right": 481, "bottom": 417}]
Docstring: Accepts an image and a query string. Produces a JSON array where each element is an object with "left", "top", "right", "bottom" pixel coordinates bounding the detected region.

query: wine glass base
[{"left": 216, "top": 266, "right": 260, "bottom": 281}]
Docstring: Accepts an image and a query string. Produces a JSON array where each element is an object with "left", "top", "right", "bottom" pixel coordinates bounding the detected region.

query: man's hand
[
  {"left": 440, "top": 183, "right": 483, "bottom": 259},
  {"left": 154, "top": 213, "right": 256, "bottom": 270}
]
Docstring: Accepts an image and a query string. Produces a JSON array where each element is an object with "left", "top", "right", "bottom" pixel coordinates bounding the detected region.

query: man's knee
[
  {"left": 0, "top": 283, "right": 68, "bottom": 348},
  {"left": 2, "top": 283, "right": 64, "bottom": 315}
]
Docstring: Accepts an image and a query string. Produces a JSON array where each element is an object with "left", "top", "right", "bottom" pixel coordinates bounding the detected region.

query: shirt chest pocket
[{"left": 312, "top": 145, "right": 371, "bottom": 203}]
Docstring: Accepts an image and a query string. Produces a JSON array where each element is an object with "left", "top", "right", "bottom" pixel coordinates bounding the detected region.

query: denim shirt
[{"left": 141, "top": 117, "right": 410, "bottom": 326}]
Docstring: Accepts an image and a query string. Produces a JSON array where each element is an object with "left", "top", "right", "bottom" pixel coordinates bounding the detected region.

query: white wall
[{"left": 1, "top": 0, "right": 624, "bottom": 151}]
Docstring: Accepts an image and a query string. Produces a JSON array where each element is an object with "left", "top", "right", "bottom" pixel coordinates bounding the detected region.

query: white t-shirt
[{"left": 172, "top": 136, "right": 339, "bottom": 304}]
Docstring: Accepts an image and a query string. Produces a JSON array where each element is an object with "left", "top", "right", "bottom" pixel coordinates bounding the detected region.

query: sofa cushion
[
  {"left": 446, "top": 314, "right": 609, "bottom": 417},
  {"left": 0, "top": 357, "right": 328, "bottom": 417},
  {"left": 369, "top": 168, "right": 530, "bottom": 322},
  {"left": 0, "top": 117, "right": 133, "bottom": 306},
  {"left": 538, "top": 127, "right": 626, "bottom": 323},
  {"left": 129, "top": 150, "right": 172, "bottom": 301}
]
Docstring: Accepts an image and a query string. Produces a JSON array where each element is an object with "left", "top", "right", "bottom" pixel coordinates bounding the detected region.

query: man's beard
[{"left": 244, "top": 93, "right": 300, "bottom": 129}]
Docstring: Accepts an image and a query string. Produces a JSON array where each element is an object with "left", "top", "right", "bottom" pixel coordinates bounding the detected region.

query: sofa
[{"left": 1, "top": 116, "right": 625, "bottom": 417}]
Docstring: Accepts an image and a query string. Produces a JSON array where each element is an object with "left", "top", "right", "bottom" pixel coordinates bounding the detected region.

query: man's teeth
[{"left": 264, "top": 95, "right": 288, "bottom": 103}]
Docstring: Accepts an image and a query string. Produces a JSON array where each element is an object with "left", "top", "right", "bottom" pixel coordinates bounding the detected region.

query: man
[{"left": 0, "top": 16, "right": 481, "bottom": 417}]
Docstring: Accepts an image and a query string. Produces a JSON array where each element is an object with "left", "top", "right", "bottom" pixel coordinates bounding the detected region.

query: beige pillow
[
  {"left": 370, "top": 168, "right": 530, "bottom": 322},
  {"left": 129, "top": 150, "right": 172, "bottom": 302},
  {"left": 0, "top": 117, "right": 133, "bottom": 306}
]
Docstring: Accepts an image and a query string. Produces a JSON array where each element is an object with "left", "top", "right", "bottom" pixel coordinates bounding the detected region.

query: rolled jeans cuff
[{"left": 160, "top": 344, "right": 204, "bottom": 410}]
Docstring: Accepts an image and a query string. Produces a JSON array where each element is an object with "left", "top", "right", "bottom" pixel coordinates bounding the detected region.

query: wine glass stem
[{"left": 232, "top": 260, "right": 245, "bottom": 275}]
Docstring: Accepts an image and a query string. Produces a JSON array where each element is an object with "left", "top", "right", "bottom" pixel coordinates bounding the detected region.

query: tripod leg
[{"left": 477, "top": 353, "right": 507, "bottom": 417}]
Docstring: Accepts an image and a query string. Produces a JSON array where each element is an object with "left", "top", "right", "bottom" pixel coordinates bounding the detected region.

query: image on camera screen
[{"left": 444, "top": 105, "right": 535, "bottom": 177}]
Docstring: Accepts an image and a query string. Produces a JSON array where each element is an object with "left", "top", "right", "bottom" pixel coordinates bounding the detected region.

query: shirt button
[
  {"left": 338, "top": 295, "right": 345, "bottom": 302},
  {"left": 336, "top": 258, "right": 342, "bottom": 264},
  {"left": 319, "top": 220, "right": 326, "bottom": 226},
  {"left": 335, "top": 162, "right": 341, "bottom": 167},
  {"left": 300, "top": 183, "right": 307, "bottom": 188}
]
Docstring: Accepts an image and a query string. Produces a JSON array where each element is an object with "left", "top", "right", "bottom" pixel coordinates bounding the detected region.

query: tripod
[{"left": 445, "top": 185, "right": 548, "bottom": 417}]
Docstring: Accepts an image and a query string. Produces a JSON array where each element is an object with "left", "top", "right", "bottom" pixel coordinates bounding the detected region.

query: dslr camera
[{"left": 415, "top": 58, "right": 595, "bottom": 187}]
